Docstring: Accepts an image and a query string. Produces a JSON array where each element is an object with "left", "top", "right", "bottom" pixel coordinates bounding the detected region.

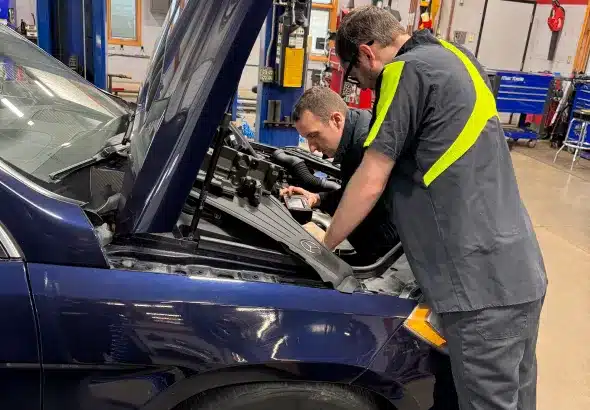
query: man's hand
[
  {"left": 279, "top": 186, "right": 321, "bottom": 208},
  {"left": 323, "top": 148, "right": 395, "bottom": 250}
]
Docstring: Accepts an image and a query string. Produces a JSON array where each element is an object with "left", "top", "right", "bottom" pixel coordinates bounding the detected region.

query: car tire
[{"left": 185, "top": 382, "right": 383, "bottom": 410}]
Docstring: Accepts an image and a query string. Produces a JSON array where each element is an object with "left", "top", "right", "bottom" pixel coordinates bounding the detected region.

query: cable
[
  {"left": 265, "top": 3, "right": 277, "bottom": 67},
  {"left": 272, "top": 149, "right": 341, "bottom": 192}
]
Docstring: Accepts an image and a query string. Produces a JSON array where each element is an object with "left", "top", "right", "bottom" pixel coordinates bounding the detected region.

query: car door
[{"left": 0, "top": 223, "right": 42, "bottom": 410}]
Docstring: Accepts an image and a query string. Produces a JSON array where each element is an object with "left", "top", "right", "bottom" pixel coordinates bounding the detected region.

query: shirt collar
[
  {"left": 395, "top": 29, "right": 439, "bottom": 57},
  {"left": 374, "top": 30, "right": 438, "bottom": 87},
  {"left": 334, "top": 109, "right": 358, "bottom": 163}
]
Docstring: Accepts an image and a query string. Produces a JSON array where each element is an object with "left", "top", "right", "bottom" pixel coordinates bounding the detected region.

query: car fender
[
  {"left": 29, "top": 263, "right": 421, "bottom": 409},
  {"left": 0, "top": 160, "right": 107, "bottom": 267},
  {"left": 139, "top": 363, "right": 368, "bottom": 410}
]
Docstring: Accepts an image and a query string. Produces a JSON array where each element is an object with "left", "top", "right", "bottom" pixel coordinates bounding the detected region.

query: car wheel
[{"left": 185, "top": 382, "right": 382, "bottom": 410}]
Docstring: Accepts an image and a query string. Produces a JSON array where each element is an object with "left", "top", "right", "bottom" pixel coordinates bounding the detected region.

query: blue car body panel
[
  {"left": 0, "top": 160, "right": 107, "bottom": 268},
  {"left": 27, "top": 263, "right": 426, "bottom": 409}
]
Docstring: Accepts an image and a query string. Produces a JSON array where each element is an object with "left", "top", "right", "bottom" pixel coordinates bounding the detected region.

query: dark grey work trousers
[{"left": 439, "top": 297, "right": 544, "bottom": 410}]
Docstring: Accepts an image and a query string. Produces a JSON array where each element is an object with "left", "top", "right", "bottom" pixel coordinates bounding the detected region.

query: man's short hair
[
  {"left": 292, "top": 86, "right": 349, "bottom": 124},
  {"left": 336, "top": 6, "right": 406, "bottom": 64}
]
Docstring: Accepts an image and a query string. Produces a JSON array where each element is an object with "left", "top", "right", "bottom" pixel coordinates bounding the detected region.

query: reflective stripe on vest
[
  {"left": 363, "top": 61, "right": 405, "bottom": 148},
  {"left": 363, "top": 41, "right": 498, "bottom": 187},
  {"left": 423, "top": 40, "right": 498, "bottom": 186}
]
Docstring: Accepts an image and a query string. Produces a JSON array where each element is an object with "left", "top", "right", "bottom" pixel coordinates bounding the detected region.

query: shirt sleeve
[
  {"left": 363, "top": 60, "right": 424, "bottom": 161},
  {"left": 318, "top": 189, "right": 342, "bottom": 215}
]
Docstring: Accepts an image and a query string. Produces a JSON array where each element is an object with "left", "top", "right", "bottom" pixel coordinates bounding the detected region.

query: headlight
[{"left": 403, "top": 304, "right": 447, "bottom": 353}]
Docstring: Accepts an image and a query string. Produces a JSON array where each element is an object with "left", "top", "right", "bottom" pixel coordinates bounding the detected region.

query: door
[
  {"left": 0, "top": 224, "right": 42, "bottom": 410},
  {"left": 477, "top": 0, "right": 535, "bottom": 71}
]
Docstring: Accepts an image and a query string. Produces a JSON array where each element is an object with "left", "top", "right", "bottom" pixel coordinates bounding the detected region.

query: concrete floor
[{"left": 510, "top": 141, "right": 590, "bottom": 410}]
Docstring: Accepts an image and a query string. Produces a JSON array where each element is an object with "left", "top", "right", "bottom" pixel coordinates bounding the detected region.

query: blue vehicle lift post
[
  {"left": 0, "top": 0, "right": 16, "bottom": 28},
  {"left": 36, "top": 0, "right": 107, "bottom": 90},
  {"left": 255, "top": 2, "right": 310, "bottom": 147}
]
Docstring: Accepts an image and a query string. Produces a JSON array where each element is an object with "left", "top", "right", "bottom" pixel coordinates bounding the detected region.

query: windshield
[{"left": 0, "top": 25, "right": 128, "bottom": 184}]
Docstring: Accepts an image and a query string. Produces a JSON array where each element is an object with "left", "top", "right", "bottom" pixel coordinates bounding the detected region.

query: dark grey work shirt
[
  {"left": 366, "top": 30, "right": 547, "bottom": 313},
  {"left": 319, "top": 109, "right": 399, "bottom": 264}
]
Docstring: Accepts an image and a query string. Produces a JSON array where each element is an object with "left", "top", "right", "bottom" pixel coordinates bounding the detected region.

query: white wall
[
  {"left": 238, "top": 26, "right": 264, "bottom": 95},
  {"left": 437, "top": 0, "right": 486, "bottom": 53},
  {"left": 435, "top": 0, "right": 585, "bottom": 75},
  {"left": 524, "top": 4, "right": 584, "bottom": 75},
  {"left": 16, "top": 0, "right": 36, "bottom": 23},
  {"left": 18, "top": 0, "right": 590, "bottom": 83},
  {"left": 106, "top": 0, "right": 167, "bottom": 83}
]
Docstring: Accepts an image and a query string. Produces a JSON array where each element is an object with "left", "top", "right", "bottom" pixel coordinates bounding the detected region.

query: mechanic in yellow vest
[{"left": 325, "top": 6, "right": 547, "bottom": 410}]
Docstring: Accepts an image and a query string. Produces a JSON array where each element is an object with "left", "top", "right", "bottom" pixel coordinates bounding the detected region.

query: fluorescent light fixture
[
  {"left": 1, "top": 98, "right": 24, "bottom": 118},
  {"left": 27, "top": 121, "right": 34, "bottom": 126},
  {"left": 34, "top": 80, "right": 54, "bottom": 97}
]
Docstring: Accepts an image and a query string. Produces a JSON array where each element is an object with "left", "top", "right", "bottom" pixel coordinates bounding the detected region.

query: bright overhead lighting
[
  {"left": 27, "top": 120, "right": 34, "bottom": 126},
  {"left": 34, "top": 80, "right": 54, "bottom": 97},
  {"left": 1, "top": 98, "right": 24, "bottom": 118}
]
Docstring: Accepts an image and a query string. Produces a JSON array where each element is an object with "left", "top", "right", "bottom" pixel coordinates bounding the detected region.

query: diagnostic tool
[{"left": 284, "top": 195, "right": 313, "bottom": 224}]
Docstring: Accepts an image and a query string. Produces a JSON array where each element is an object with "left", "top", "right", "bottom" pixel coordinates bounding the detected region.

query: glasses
[{"left": 342, "top": 40, "right": 374, "bottom": 86}]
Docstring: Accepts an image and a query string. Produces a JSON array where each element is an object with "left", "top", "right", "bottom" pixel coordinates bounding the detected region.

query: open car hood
[
  {"left": 114, "top": 0, "right": 359, "bottom": 290},
  {"left": 116, "top": 0, "right": 272, "bottom": 234}
]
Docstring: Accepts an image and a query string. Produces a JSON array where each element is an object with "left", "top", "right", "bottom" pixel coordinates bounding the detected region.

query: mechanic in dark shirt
[
  {"left": 280, "top": 86, "right": 399, "bottom": 265},
  {"left": 283, "top": 88, "right": 459, "bottom": 410},
  {"left": 325, "top": 6, "right": 547, "bottom": 410}
]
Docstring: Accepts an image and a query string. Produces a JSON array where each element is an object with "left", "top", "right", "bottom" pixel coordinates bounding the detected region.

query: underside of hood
[{"left": 116, "top": 0, "right": 272, "bottom": 235}]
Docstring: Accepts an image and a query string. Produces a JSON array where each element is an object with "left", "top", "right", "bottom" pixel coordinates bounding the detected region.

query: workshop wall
[
  {"left": 524, "top": 4, "right": 585, "bottom": 75},
  {"left": 437, "top": 0, "right": 485, "bottom": 54},
  {"left": 17, "top": 0, "right": 589, "bottom": 85},
  {"left": 16, "top": 0, "right": 36, "bottom": 25},
  {"left": 107, "top": 0, "right": 166, "bottom": 85},
  {"left": 436, "top": 0, "right": 585, "bottom": 75},
  {"left": 345, "top": 0, "right": 415, "bottom": 28},
  {"left": 238, "top": 26, "right": 264, "bottom": 96}
]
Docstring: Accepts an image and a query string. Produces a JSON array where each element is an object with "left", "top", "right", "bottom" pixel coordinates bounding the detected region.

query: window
[
  {"left": 309, "top": 1, "right": 338, "bottom": 62},
  {"left": 108, "top": 0, "right": 142, "bottom": 46},
  {"left": 310, "top": 8, "right": 330, "bottom": 55}
]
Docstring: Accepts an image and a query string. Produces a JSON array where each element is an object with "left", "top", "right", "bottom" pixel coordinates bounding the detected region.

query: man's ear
[
  {"left": 332, "top": 111, "right": 345, "bottom": 130},
  {"left": 358, "top": 44, "right": 375, "bottom": 65}
]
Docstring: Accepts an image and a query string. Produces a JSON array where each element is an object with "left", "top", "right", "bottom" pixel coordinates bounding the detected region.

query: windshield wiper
[
  {"left": 48, "top": 134, "right": 127, "bottom": 181},
  {"left": 121, "top": 111, "right": 135, "bottom": 145}
]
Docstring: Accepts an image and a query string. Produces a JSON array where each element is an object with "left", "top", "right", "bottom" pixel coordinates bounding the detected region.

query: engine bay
[
  {"left": 69, "top": 120, "right": 417, "bottom": 296},
  {"left": 187, "top": 124, "right": 356, "bottom": 256}
]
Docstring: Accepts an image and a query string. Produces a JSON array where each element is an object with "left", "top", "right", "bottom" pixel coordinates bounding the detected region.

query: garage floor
[{"left": 510, "top": 141, "right": 590, "bottom": 410}]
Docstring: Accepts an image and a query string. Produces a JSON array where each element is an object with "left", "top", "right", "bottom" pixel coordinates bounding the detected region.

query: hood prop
[{"left": 188, "top": 110, "right": 233, "bottom": 241}]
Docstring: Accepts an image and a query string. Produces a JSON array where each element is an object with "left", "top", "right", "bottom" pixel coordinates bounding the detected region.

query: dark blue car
[{"left": 0, "top": 1, "right": 455, "bottom": 409}]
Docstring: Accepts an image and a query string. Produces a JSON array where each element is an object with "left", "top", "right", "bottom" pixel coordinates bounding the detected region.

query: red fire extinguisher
[{"left": 547, "top": 0, "right": 565, "bottom": 61}]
